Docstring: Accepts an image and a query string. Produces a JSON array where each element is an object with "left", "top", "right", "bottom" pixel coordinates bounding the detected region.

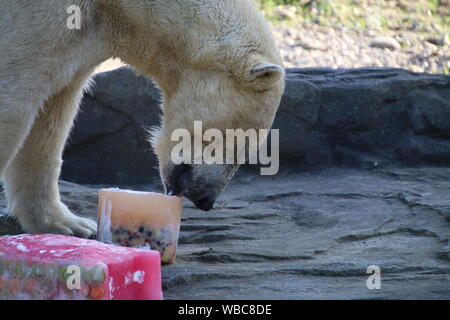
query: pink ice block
[{"left": 0, "top": 234, "right": 162, "bottom": 300}]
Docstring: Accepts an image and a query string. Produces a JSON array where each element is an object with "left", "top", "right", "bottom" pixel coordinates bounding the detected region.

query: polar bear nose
[
  {"left": 166, "top": 164, "right": 217, "bottom": 211},
  {"left": 191, "top": 194, "right": 215, "bottom": 211}
]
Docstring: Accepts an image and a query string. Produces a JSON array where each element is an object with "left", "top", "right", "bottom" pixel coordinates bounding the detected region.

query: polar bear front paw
[{"left": 15, "top": 201, "right": 97, "bottom": 239}]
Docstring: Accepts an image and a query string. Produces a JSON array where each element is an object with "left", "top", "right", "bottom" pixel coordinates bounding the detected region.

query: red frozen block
[{"left": 0, "top": 234, "right": 162, "bottom": 300}]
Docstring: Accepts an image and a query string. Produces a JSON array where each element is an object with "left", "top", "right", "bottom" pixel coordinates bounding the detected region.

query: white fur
[{"left": 0, "top": 0, "right": 284, "bottom": 237}]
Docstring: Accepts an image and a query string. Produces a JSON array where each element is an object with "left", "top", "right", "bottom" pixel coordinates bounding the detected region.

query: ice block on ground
[
  {"left": 0, "top": 234, "right": 162, "bottom": 300},
  {"left": 97, "top": 189, "right": 183, "bottom": 264}
]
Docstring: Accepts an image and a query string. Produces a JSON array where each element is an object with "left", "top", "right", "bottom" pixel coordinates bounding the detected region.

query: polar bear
[{"left": 0, "top": 0, "right": 285, "bottom": 238}]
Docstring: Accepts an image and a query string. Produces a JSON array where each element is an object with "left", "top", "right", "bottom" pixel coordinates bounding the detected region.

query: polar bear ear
[{"left": 246, "top": 62, "right": 285, "bottom": 91}]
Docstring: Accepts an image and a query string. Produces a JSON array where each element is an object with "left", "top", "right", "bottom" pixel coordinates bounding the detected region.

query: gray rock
[
  {"left": 295, "top": 39, "right": 327, "bottom": 51},
  {"left": 274, "top": 5, "right": 298, "bottom": 21},
  {"left": 62, "top": 68, "right": 162, "bottom": 184},
  {"left": 426, "top": 37, "right": 446, "bottom": 46},
  {"left": 278, "top": 67, "right": 450, "bottom": 168},
  {"left": 370, "top": 36, "right": 402, "bottom": 50},
  {"left": 1, "top": 167, "right": 448, "bottom": 299}
]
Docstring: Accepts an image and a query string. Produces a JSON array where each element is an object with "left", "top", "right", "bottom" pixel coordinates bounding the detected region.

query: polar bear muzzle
[{"left": 165, "top": 164, "right": 215, "bottom": 211}]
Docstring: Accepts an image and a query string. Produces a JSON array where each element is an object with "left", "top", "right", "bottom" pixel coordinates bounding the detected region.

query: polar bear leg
[
  {"left": 3, "top": 72, "right": 97, "bottom": 238},
  {"left": 0, "top": 103, "right": 38, "bottom": 177}
]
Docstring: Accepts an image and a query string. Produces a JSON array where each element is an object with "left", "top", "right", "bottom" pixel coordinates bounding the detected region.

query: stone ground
[
  {"left": 264, "top": 1, "right": 449, "bottom": 74},
  {"left": 273, "top": 22, "right": 449, "bottom": 74},
  {"left": 1, "top": 167, "right": 449, "bottom": 299}
]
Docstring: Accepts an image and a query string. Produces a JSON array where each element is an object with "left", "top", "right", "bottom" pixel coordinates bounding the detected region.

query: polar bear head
[{"left": 109, "top": 0, "right": 285, "bottom": 210}]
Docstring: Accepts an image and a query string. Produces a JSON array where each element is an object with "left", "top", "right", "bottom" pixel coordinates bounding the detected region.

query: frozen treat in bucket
[{"left": 97, "top": 189, "right": 183, "bottom": 264}]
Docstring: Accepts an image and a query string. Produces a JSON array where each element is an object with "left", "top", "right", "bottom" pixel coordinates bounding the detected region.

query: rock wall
[
  {"left": 277, "top": 68, "right": 450, "bottom": 168},
  {"left": 61, "top": 67, "right": 450, "bottom": 184},
  {"left": 62, "top": 69, "right": 162, "bottom": 184}
]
